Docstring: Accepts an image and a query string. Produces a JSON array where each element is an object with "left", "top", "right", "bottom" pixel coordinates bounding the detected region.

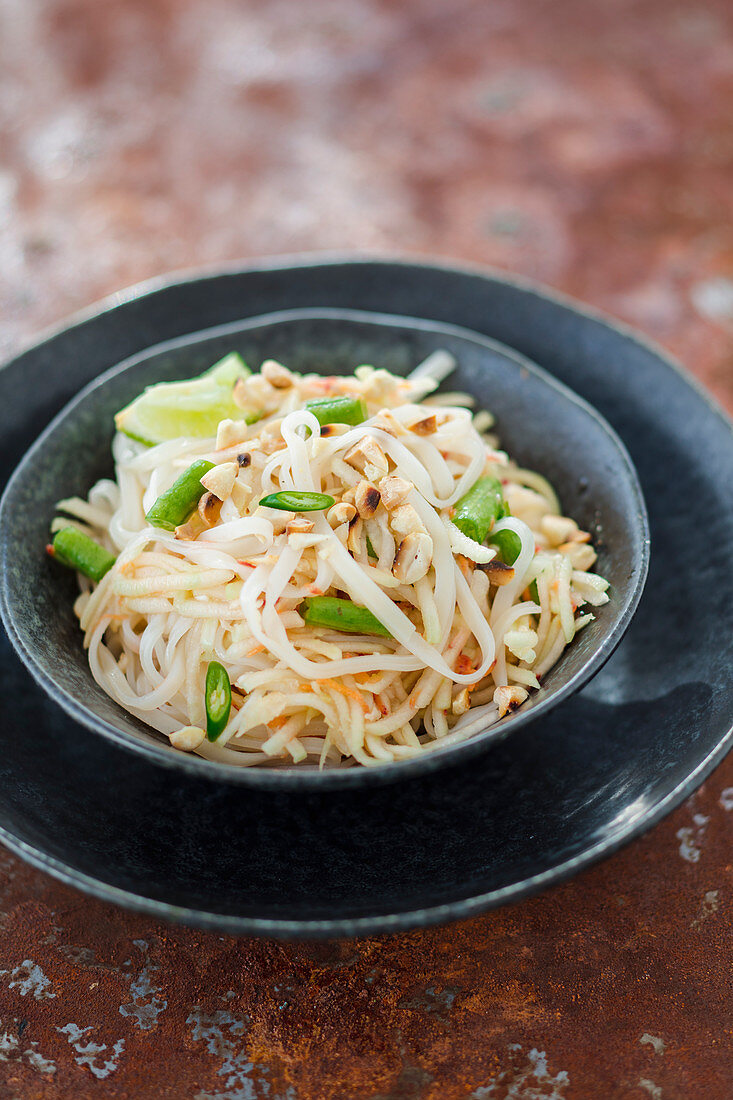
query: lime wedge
[
  {"left": 115, "top": 353, "right": 259, "bottom": 445},
  {"left": 201, "top": 353, "right": 251, "bottom": 388}
]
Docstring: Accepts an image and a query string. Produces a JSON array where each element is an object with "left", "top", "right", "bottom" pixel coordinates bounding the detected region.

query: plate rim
[
  {"left": 0, "top": 719, "right": 727, "bottom": 938},
  {"left": 0, "top": 305, "right": 650, "bottom": 789},
  {"left": 4, "top": 250, "right": 732, "bottom": 440},
  {"left": 0, "top": 254, "right": 730, "bottom": 936}
]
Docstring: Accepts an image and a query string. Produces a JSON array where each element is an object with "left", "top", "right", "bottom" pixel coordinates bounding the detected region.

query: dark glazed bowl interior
[{"left": 0, "top": 308, "right": 648, "bottom": 785}]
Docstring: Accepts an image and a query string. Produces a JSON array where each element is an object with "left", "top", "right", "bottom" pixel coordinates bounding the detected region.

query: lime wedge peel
[{"left": 115, "top": 353, "right": 259, "bottom": 446}]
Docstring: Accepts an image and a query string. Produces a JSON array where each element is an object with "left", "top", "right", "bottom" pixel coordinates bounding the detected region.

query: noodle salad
[{"left": 47, "top": 351, "right": 610, "bottom": 768}]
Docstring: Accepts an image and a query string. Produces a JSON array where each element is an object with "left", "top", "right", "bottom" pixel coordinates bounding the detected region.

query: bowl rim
[
  {"left": 0, "top": 727, "right": 727, "bottom": 939},
  {"left": 0, "top": 300, "right": 650, "bottom": 788}
]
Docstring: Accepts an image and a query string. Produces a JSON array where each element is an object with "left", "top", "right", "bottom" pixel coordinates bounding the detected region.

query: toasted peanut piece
[
  {"left": 260, "top": 436, "right": 285, "bottom": 455},
  {"left": 379, "top": 475, "right": 412, "bottom": 511},
  {"left": 287, "top": 517, "right": 315, "bottom": 535},
  {"left": 359, "top": 368, "right": 401, "bottom": 401},
  {"left": 393, "top": 531, "right": 433, "bottom": 584},
  {"left": 320, "top": 423, "right": 348, "bottom": 438},
  {"left": 341, "top": 486, "right": 356, "bottom": 506},
  {"left": 540, "top": 514, "right": 578, "bottom": 546},
  {"left": 452, "top": 687, "right": 471, "bottom": 716},
  {"left": 261, "top": 359, "right": 294, "bottom": 388},
  {"left": 169, "top": 725, "right": 206, "bottom": 751},
  {"left": 234, "top": 374, "right": 277, "bottom": 409},
  {"left": 494, "top": 684, "right": 529, "bottom": 718},
  {"left": 344, "top": 435, "right": 389, "bottom": 481},
  {"left": 355, "top": 480, "right": 381, "bottom": 519},
  {"left": 371, "top": 410, "right": 407, "bottom": 436},
  {"left": 216, "top": 419, "right": 250, "bottom": 450},
  {"left": 175, "top": 513, "right": 206, "bottom": 541},
  {"left": 230, "top": 481, "right": 251, "bottom": 514},
  {"left": 198, "top": 492, "right": 223, "bottom": 528},
  {"left": 559, "top": 542, "right": 597, "bottom": 571},
  {"left": 327, "top": 501, "right": 357, "bottom": 526},
  {"left": 408, "top": 412, "right": 438, "bottom": 435},
  {"left": 347, "top": 516, "right": 363, "bottom": 554},
  {"left": 390, "top": 503, "right": 427, "bottom": 537},
  {"left": 200, "top": 461, "right": 238, "bottom": 501},
  {"left": 485, "top": 560, "right": 515, "bottom": 586}
]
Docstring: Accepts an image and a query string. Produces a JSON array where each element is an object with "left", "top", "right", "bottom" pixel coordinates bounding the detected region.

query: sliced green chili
[
  {"left": 205, "top": 661, "right": 232, "bottom": 742},
  {"left": 529, "top": 579, "right": 540, "bottom": 603},
  {"left": 145, "top": 459, "right": 215, "bottom": 531},
  {"left": 365, "top": 535, "right": 378, "bottom": 559},
  {"left": 452, "top": 476, "right": 505, "bottom": 544},
  {"left": 305, "top": 395, "right": 368, "bottom": 427},
  {"left": 490, "top": 527, "right": 522, "bottom": 566},
  {"left": 302, "top": 596, "right": 391, "bottom": 637},
  {"left": 259, "top": 491, "right": 335, "bottom": 512},
  {"left": 50, "top": 527, "right": 117, "bottom": 582}
]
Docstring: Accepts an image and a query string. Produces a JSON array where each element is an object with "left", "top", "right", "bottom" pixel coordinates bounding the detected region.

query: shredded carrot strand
[{"left": 314, "top": 678, "right": 370, "bottom": 712}]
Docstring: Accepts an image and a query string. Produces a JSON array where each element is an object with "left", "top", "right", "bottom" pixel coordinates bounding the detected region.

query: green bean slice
[
  {"left": 305, "top": 395, "right": 368, "bottom": 427},
  {"left": 205, "top": 661, "right": 232, "bottom": 742},
  {"left": 490, "top": 527, "right": 522, "bottom": 566},
  {"left": 260, "top": 491, "right": 335, "bottom": 512},
  {"left": 302, "top": 596, "right": 391, "bottom": 637},
  {"left": 452, "top": 476, "right": 505, "bottom": 544},
  {"left": 145, "top": 459, "right": 215, "bottom": 531},
  {"left": 50, "top": 527, "right": 117, "bottom": 582}
]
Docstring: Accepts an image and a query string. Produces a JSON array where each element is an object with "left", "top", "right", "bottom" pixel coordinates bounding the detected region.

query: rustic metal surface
[{"left": 0, "top": 0, "right": 731, "bottom": 1096}]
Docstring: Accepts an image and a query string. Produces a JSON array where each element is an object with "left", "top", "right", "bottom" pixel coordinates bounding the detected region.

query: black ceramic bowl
[
  {"left": 0, "top": 309, "right": 648, "bottom": 785},
  {"left": 0, "top": 257, "right": 730, "bottom": 938}
]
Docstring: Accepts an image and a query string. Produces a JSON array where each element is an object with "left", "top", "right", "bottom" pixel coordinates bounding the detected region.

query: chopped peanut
[
  {"left": 169, "top": 726, "right": 206, "bottom": 751},
  {"left": 354, "top": 480, "right": 381, "bottom": 519},
  {"left": 198, "top": 491, "right": 222, "bottom": 528},
  {"left": 452, "top": 687, "right": 471, "bottom": 716},
  {"left": 408, "top": 412, "right": 438, "bottom": 435},
  {"left": 347, "top": 516, "right": 363, "bottom": 554},
  {"left": 379, "top": 475, "right": 412, "bottom": 511},
  {"left": 320, "top": 424, "right": 348, "bottom": 438},
  {"left": 216, "top": 419, "right": 250, "bottom": 450},
  {"left": 540, "top": 514, "right": 578, "bottom": 546},
  {"left": 485, "top": 560, "right": 515, "bottom": 586},
  {"left": 344, "top": 436, "right": 389, "bottom": 481},
  {"left": 234, "top": 374, "right": 274, "bottom": 409},
  {"left": 261, "top": 359, "right": 294, "bottom": 388},
  {"left": 393, "top": 532, "right": 433, "bottom": 584},
  {"left": 286, "top": 517, "right": 315, "bottom": 535},
  {"left": 175, "top": 514, "right": 206, "bottom": 541},
  {"left": 390, "top": 503, "right": 427, "bottom": 537},
  {"left": 559, "top": 542, "right": 597, "bottom": 571},
  {"left": 200, "top": 461, "right": 238, "bottom": 501},
  {"left": 494, "top": 684, "right": 529, "bottom": 718},
  {"left": 327, "top": 501, "right": 357, "bottom": 526},
  {"left": 371, "top": 410, "right": 407, "bottom": 436}
]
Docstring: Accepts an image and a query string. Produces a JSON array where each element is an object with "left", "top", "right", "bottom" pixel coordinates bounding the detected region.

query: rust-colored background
[{"left": 1, "top": 1, "right": 732, "bottom": 1097}]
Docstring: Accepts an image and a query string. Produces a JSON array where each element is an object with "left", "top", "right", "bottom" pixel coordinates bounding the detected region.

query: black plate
[
  {"left": 0, "top": 258, "right": 730, "bottom": 937},
  {"left": 0, "top": 310, "right": 648, "bottom": 785}
]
